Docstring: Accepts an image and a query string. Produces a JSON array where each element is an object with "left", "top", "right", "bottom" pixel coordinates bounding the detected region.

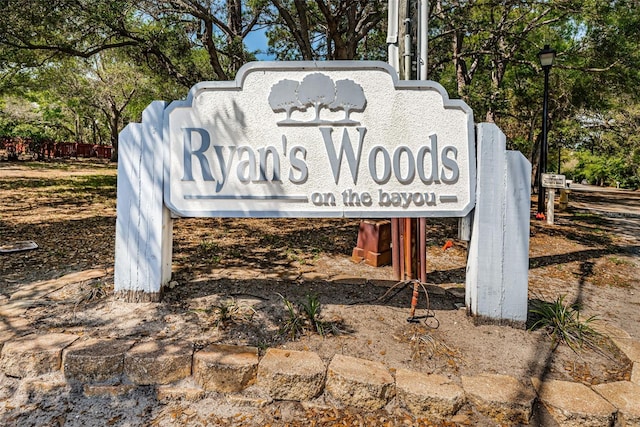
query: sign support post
[
  {"left": 541, "top": 173, "right": 566, "bottom": 226},
  {"left": 547, "top": 188, "right": 555, "bottom": 225},
  {"left": 114, "top": 101, "right": 172, "bottom": 302},
  {"left": 465, "top": 123, "right": 531, "bottom": 326}
]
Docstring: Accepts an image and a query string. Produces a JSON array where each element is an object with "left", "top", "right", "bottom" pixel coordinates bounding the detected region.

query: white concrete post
[
  {"left": 114, "top": 101, "right": 172, "bottom": 302},
  {"left": 465, "top": 123, "right": 531, "bottom": 326},
  {"left": 546, "top": 188, "right": 555, "bottom": 225}
]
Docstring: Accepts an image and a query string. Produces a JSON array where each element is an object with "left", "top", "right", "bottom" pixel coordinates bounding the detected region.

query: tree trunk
[
  {"left": 273, "top": 0, "right": 314, "bottom": 60},
  {"left": 228, "top": 0, "right": 244, "bottom": 73},
  {"left": 75, "top": 112, "right": 84, "bottom": 143},
  {"left": 108, "top": 105, "right": 120, "bottom": 162},
  {"left": 203, "top": 19, "right": 228, "bottom": 80},
  {"left": 486, "top": 40, "right": 507, "bottom": 123},
  {"left": 453, "top": 31, "right": 468, "bottom": 101},
  {"left": 293, "top": 0, "right": 314, "bottom": 59},
  {"left": 531, "top": 130, "right": 542, "bottom": 192}
]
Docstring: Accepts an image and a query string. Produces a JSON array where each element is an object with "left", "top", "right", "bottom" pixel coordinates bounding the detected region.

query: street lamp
[{"left": 537, "top": 44, "right": 556, "bottom": 216}]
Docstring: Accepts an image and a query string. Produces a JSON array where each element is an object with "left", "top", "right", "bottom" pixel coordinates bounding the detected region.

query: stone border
[{"left": 2, "top": 332, "right": 639, "bottom": 425}]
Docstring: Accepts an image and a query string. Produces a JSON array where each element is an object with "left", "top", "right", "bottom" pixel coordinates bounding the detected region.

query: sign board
[
  {"left": 117, "top": 63, "right": 531, "bottom": 324},
  {"left": 541, "top": 173, "right": 566, "bottom": 189},
  {"left": 164, "top": 62, "right": 475, "bottom": 218}
]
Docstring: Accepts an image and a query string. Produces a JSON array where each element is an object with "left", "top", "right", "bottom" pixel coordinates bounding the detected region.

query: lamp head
[{"left": 539, "top": 44, "right": 556, "bottom": 69}]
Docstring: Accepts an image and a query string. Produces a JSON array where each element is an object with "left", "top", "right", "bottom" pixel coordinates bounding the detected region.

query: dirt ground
[{"left": 1, "top": 159, "right": 640, "bottom": 426}]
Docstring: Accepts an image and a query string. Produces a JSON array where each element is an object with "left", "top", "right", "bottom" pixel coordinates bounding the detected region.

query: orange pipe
[{"left": 409, "top": 281, "right": 419, "bottom": 318}]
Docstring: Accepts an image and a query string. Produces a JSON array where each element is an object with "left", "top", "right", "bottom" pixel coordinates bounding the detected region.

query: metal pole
[
  {"left": 404, "top": 218, "right": 413, "bottom": 279},
  {"left": 417, "top": 0, "right": 428, "bottom": 80},
  {"left": 399, "top": 218, "right": 406, "bottom": 279},
  {"left": 419, "top": 217, "right": 427, "bottom": 283},
  {"left": 387, "top": 0, "right": 400, "bottom": 75},
  {"left": 391, "top": 219, "right": 401, "bottom": 280},
  {"left": 537, "top": 65, "right": 550, "bottom": 214},
  {"left": 398, "top": 0, "right": 413, "bottom": 280},
  {"left": 403, "top": 0, "right": 411, "bottom": 80},
  {"left": 417, "top": 0, "right": 428, "bottom": 283},
  {"left": 388, "top": 0, "right": 402, "bottom": 279}
]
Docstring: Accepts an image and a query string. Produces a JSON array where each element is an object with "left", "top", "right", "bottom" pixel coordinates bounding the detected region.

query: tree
[
  {"left": 297, "top": 73, "right": 335, "bottom": 122},
  {"left": 544, "top": 0, "right": 640, "bottom": 187},
  {"left": 70, "top": 52, "right": 181, "bottom": 159},
  {"left": 330, "top": 80, "right": 366, "bottom": 122},
  {"left": 429, "top": 0, "right": 577, "bottom": 121},
  {"left": 0, "top": 0, "right": 264, "bottom": 87},
  {"left": 425, "top": 0, "right": 637, "bottom": 186},
  {"left": 142, "top": 0, "right": 264, "bottom": 81},
  {"left": 263, "top": 0, "right": 386, "bottom": 60},
  {"left": 268, "top": 79, "right": 303, "bottom": 122},
  {"left": 1, "top": 0, "right": 638, "bottom": 186},
  {"left": 0, "top": 1, "right": 265, "bottom": 159}
]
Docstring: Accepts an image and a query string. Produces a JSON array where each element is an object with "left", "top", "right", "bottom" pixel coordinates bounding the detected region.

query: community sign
[
  {"left": 541, "top": 173, "right": 566, "bottom": 189},
  {"left": 164, "top": 62, "right": 476, "bottom": 218}
]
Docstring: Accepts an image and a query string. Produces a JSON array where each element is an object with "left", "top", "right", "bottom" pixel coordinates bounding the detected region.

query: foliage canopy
[{"left": 0, "top": 0, "right": 637, "bottom": 186}]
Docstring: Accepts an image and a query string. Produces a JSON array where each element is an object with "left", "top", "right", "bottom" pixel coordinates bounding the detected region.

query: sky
[{"left": 244, "top": 27, "right": 275, "bottom": 61}]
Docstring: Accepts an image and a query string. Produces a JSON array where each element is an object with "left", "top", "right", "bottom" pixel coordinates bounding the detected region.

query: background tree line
[{"left": 0, "top": 0, "right": 638, "bottom": 187}]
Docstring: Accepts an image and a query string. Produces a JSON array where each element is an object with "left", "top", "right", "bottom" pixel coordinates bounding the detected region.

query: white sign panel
[
  {"left": 164, "top": 62, "right": 476, "bottom": 218},
  {"left": 542, "top": 173, "right": 566, "bottom": 189}
]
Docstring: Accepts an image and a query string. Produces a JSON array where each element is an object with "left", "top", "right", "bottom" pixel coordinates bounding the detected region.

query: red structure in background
[
  {"left": 75, "top": 143, "right": 112, "bottom": 158},
  {"left": 351, "top": 220, "right": 392, "bottom": 267},
  {"left": 1, "top": 137, "right": 112, "bottom": 160},
  {"left": 0, "top": 136, "right": 27, "bottom": 160}
]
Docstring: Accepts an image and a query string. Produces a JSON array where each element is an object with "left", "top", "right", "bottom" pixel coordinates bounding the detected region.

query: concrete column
[
  {"left": 114, "top": 101, "right": 172, "bottom": 302},
  {"left": 546, "top": 188, "right": 555, "bottom": 225},
  {"left": 465, "top": 123, "right": 531, "bottom": 326}
]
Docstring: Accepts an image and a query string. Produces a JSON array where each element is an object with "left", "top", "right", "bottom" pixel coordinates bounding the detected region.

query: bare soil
[{"left": 1, "top": 160, "right": 639, "bottom": 426}]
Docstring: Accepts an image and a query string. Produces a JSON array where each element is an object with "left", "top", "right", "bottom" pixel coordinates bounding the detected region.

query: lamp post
[
  {"left": 557, "top": 143, "right": 561, "bottom": 173},
  {"left": 537, "top": 44, "right": 556, "bottom": 216}
]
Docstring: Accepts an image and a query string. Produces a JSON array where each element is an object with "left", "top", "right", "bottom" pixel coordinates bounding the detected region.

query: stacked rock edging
[{"left": 2, "top": 331, "right": 640, "bottom": 425}]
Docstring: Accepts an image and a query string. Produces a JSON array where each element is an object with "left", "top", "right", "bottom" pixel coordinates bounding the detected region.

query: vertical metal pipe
[
  {"left": 391, "top": 218, "right": 401, "bottom": 280},
  {"left": 387, "top": 0, "right": 400, "bottom": 75},
  {"left": 557, "top": 143, "right": 561, "bottom": 173},
  {"left": 417, "top": 0, "right": 428, "bottom": 80},
  {"left": 419, "top": 217, "right": 427, "bottom": 283},
  {"left": 388, "top": 0, "right": 402, "bottom": 279},
  {"left": 403, "top": 3, "right": 412, "bottom": 81},
  {"left": 397, "top": 0, "right": 412, "bottom": 280},
  {"left": 404, "top": 218, "right": 413, "bottom": 279},
  {"left": 417, "top": 0, "right": 428, "bottom": 284},
  {"left": 399, "top": 218, "right": 406, "bottom": 279},
  {"left": 409, "top": 281, "right": 419, "bottom": 319},
  {"left": 537, "top": 66, "right": 550, "bottom": 214}
]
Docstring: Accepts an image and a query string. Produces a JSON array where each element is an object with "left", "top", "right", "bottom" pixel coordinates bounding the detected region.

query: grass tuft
[
  {"left": 210, "top": 298, "right": 255, "bottom": 329},
  {"left": 74, "top": 280, "right": 113, "bottom": 316},
  {"left": 528, "top": 295, "right": 602, "bottom": 353},
  {"left": 279, "top": 294, "right": 306, "bottom": 339},
  {"left": 278, "top": 293, "right": 346, "bottom": 339}
]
